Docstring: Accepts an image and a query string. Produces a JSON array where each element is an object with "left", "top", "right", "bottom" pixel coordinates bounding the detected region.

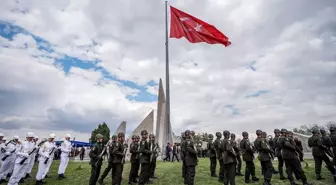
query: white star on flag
[
  {"left": 179, "top": 17, "right": 189, "bottom": 22},
  {"left": 194, "top": 23, "right": 202, "bottom": 32}
]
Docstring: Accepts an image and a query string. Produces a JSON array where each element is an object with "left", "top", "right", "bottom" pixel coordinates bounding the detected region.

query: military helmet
[
  {"left": 191, "top": 130, "right": 195, "bottom": 135},
  {"left": 256, "top": 130, "right": 262, "bottom": 135},
  {"left": 330, "top": 126, "right": 336, "bottom": 132},
  {"left": 141, "top": 130, "right": 148, "bottom": 135},
  {"left": 185, "top": 130, "right": 191, "bottom": 135},
  {"left": 242, "top": 131, "right": 248, "bottom": 137},
  {"left": 287, "top": 131, "right": 293, "bottom": 135},
  {"left": 274, "top": 129, "right": 280, "bottom": 133},
  {"left": 208, "top": 134, "right": 214, "bottom": 139},
  {"left": 131, "top": 135, "right": 136, "bottom": 139},
  {"left": 281, "top": 128, "right": 287, "bottom": 133},
  {"left": 262, "top": 132, "right": 267, "bottom": 136},
  {"left": 320, "top": 129, "right": 326, "bottom": 134},
  {"left": 96, "top": 134, "right": 103, "bottom": 139},
  {"left": 136, "top": 135, "right": 140, "bottom": 139},
  {"left": 215, "top": 132, "right": 222, "bottom": 138},
  {"left": 223, "top": 130, "right": 230, "bottom": 138},
  {"left": 230, "top": 133, "right": 235, "bottom": 138},
  {"left": 112, "top": 135, "right": 117, "bottom": 139},
  {"left": 149, "top": 134, "right": 155, "bottom": 138},
  {"left": 312, "top": 129, "right": 320, "bottom": 134},
  {"left": 118, "top": 132, "right": 125, "bottom": 138}
]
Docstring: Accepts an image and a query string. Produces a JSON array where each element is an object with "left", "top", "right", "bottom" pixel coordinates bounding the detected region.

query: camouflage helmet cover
[
  {"left": 141, "top": 130, "right": 148, "bottom": 135},
  {"left": 280, "top": 128, "right": 287, "bottom": 133},
  {"left": 230, "top": 133, "right": 236, "bottom": 138},
  {"left": 117, "top": 132, "right": 125, "bottom": 138},
  {"left": 223, "top": 130, "right": 230, "bottom": 138},
  {"left": 274, "top": 129, "right": 280, "bottom": 133},
  {"left": 256, "top": 130, "right": 262, "bottom": 135},
  {"left": 215, "top": 132, "right": 222, "bottom": 138},
  {"left": 242, "top": 131, "right": 248, "bottom": 137},
  {"left": 96, "top": 134, "right": 103, "bottom": 139},
  {"left": 208, "top": 134, "right": 214, "bottom": 139}
]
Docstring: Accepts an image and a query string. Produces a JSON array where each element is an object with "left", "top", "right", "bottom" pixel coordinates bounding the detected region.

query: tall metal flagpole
[{"left": 165, "top": 0, "right": 171, "bottom": 138}]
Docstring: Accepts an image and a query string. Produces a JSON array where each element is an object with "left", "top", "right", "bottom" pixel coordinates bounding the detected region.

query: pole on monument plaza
[{"left": 165, "top": 0, "right": 171, "bottom": 135}]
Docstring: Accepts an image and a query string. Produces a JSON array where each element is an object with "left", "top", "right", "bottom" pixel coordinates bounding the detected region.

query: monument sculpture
[
  {"left": 293, "top": 132, "right": 312, "bottom": 152},
  {"left": 155, "top": 78, "right": 174, "bottom": 159},
  {"left": 131, "top": 110, "right": 154, "bottom": 136},
  {"left": 114, "top": 121, "right": 126, "bottom": 135}
]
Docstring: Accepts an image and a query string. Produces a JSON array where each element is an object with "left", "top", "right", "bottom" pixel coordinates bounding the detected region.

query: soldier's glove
[
  {"left": 21, "top": 153, "right": 29, "bottom": 158},
  {"left": 5, "top": 151, "right": 10, "bottom": 156}
]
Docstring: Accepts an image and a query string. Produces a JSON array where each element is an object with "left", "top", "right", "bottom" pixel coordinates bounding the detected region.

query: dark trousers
[
  {"left": 89, "top": 164, "right": 102, "bottom": 185},
  {"left": 245, "top": 161, "right": 256, "bottom": 181},
  {"left": 236, "top": 156, "right": 242, "bottom": 173},
  {"left": 182, "top": 160, "right": 187, "bottom": 181},
  {"left": 277, "top": 155, "right": 285, "bottom": 178},
  {"left": 186, "top": 165, "right": 196, "bottom": 185},
  {"left": 80, "top": 154, "right": 84, "bottom": 160},
  {"left": 209, "top": 157, "right": 217, "bottom": 175},
  {"left": 172, "top": 153, "right": 180, "bottom": 162},
  {"left": 260, "top": 160, "right": 273, "bottom": 183},
  {"left": 218, "top": 159, "right": 224, "bottom": 181},
  {"left": 313, "top": 154, "right": 335, "bottom": 175},
  {"left": 112, "top": 163, "right": 122, "bottom": 185},
  {"left": 99, "top": 162, "right": 113, "bottom": 181},
  {"left": 149, "top": 158, "right": 157, "bottom": 177},
  {"left": 129, "top": 161, "right": 140, "bottom": 182},
  {"left": 299, "top": 152, "right": 304, "bottom": 162},
  {"left": 139, "top": 163, "right": 149, "bottom": 185},
  {"left": 284, "top": 159, "right": 307, "bottom": 183},
  {"left": 164, "top": 153, "right": 171, "bottom": 161},
  {"left": 223, "top": 163, "right": 236, "bottom": 185}
]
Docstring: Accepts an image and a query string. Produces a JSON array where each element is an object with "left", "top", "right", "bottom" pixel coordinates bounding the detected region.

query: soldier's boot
[
  {"left": 61, "top": 174, "right": 67, "bottom": 178},
  {"left": 334, "top": 176, "right": 336, "bottom": 182},
  {"left": 0, "top": 179, "right": 8, "bottom": 184},
  {"left": 289, "top": 180, "right": 298, "bottom": 185},
  {"left": 316, "top": 174, "right": 324, "bottom": 180},
  {"left": 25, "top": 173, "right": 31, "bottom": 179},
  {"left": 252, "top": 177, "right": 259, "bottom": 182},
  {"left": 236, "top": 172, "right": 244, "bottom": 176},
  {"left": 211, "top": 172, "right": 218, "bottom": 177},
  {"left": 272, "top": 167, "right": 279, "bottom": 174},
  {"left": 35, "top": 180, "right": 41, "bottom": 185},
  {"left": 19, "top": 178, "right": 24, "bottom": 183}
]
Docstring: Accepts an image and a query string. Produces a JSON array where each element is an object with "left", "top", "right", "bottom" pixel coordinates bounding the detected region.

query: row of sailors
[{"left": 0, "top": 132, "right": 72, "bottom": 185}]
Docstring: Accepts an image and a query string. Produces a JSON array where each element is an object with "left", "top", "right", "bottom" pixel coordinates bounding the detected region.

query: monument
[
  {"left": 131, "top": 110, "right": 154, "bottom": 136},
  {"left": 114, "top": 121, "right": 126, "bottom": 135},
  {"left": 293, "top": 132, "right": 312, "bottom": 152},
  {"left": 155, "top": 78, "right": 174, "bottom": 159}
]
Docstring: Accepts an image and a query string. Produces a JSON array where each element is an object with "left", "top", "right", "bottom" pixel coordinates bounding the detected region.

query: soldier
[
  {"left": 274, "top": 129, "right": 286, "bottom": 180},
  {"left": 287, "top": 131, "right": 301, "bottom": 180},
  {"left": 180, "top": 132, "right": 187, "bottom": 183},
  {"left": 149, "top": 134, "right": 159, "bottom": 179},
  {"left": 222, "top": 131, "right": 236, "bottom": 185},
  {"left": 135, "top": 135, "right": 141, "bottom": 181},
  {"left": 207, "top": 134, "right": 217, "bottom": 177},
  {"left": 89, "top": 134, "right": 104, "bottom": 185},
  {"left": 308, "top": 129, "right": 336, "bottom": 181},
  {"left": 139, "top": 130, "right": 152, "bottom": 185},
  {"left": 98, "top": 135, "right": 117, "bottom": 184},
  {"left": 129, "top": 135, "right": 140, "bottom": 184},
  {"left": 184, "top": 130, "right": 198, "bottom": 185},
  {"left": 35, "top": 133, "right": 56, "bottom": 185},
  {"left": 214, "top": 132, "right": 224, "bottom": 182},
  {"left": 8, "top": 132, "right": 36, "bottom": 185},
  {"left": 24, "top": 135, "right": 38, "bottom": 179},
  {"left": 58, "top": 134, "right": 72, "bottom": 179},
  {"left": 110, "top": 132, "right": 125, "bottom": 185},
  {"left": 254, "top": 130, "right": 273, "bottom": 185},
  {"left": 0, "top": 136, "right": 18, "bottom": 183},
  {"left": 330, "top": 126, "right": 336, "bottom": 165},
  {"left": 280, "top": 130, "right": 311, "bottom": 185},
  {"left": 320, "top": 129, "right": 333, "bottom": 159},
  {"left": 294, "top": 137, "right": 304, "bottom": 162},
  {"left": 262, "top": 132, "right": 277, "bottom": 175},
  {"left": 230, "top": 133, "right": 242, "bottom": 176},
  {"left": 240, "top": 131, "right": 259, "bottom": 183}
]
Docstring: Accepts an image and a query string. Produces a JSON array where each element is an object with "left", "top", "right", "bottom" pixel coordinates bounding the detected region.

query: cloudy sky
[{"left": 0, "top": 0, "right": 335, "bottom": 141}]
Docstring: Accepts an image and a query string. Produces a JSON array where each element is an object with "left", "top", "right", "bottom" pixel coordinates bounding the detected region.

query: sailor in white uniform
[
  {"left": 35, "top": 133, "right": 56, "bottom": 184},
  {"left": 24, "top": 135, "right": 39, "bottom": 179},
  {"left": 0, "top": 136, "right": 19, "bottom": 183},
  {"left": 57, "top": 134, "right": 72, "bottom": 179},
  {"left": 8, "top": 132, "right": 36, "bottom": 185}
]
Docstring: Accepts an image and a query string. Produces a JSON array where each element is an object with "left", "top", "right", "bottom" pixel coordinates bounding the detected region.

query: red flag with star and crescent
[{"left": 169, "top": 6, "right": 231, "bottom": 47}]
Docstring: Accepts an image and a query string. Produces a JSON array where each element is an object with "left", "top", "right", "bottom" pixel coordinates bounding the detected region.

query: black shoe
[
  {"left": 211, "top": 174, "right": 218, "bottom": 177},
  {"left": 98, "top": 179, "right": 104, "bottom": 185},
  {"left": 280, "top": 176, "right": 286, "bottom": 180},
  {"left": 236, "top": 172, "right": 244, "bottom": 176},
  {"left": 316, "top": 175, "right": 324, "bottom": 180},
  {"left": 252, "top": 177, "right": 259, "bottom": 181},
  {"left": 0, "top": 179, "right": 8, "bottom": 183},
  {"left": 19, "top": 178, "right": 24, "bottom": 183},
  {"left": 35, "top": 180, "right": 41, "bottom": 185},
  {"left": 290, "top": 181, "right": 299, "bottom": 185}
]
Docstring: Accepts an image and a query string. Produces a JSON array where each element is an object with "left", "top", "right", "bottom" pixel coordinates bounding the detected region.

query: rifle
[
  {"left": 121, "top": 143, "right": 128, "bottom": 164},
  {"left": 264, "top": 140, "right": 274, "bottom": 160},
  {"left": 191, "top": 136, "right": 198, "bottom": 160},
  {"left": 95, "top": 141, "right": 112, "bottom": 166},
  {"left": 19, "top": 148, "right": 37, "bottom": 165},
  {"left": 44, "top": 147, "right": 55, "bottom": 164},
  {"left": 321, "top": 145, "right": 333, "bottom": 158},
  {"left": 150, "top": 143, "right": 158, "bottom": 163},
  {"left": 1, "top": 148, "right": 16, "bottom": 161}
]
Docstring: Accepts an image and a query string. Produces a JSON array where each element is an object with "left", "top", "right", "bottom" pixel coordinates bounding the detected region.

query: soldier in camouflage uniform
[
  {"left": 98, "top": 135, "right": 117, "bottom": 185},
  {"left": 110, "top": 132, "right": 125, "bottom": 185},
  {"left": 149, "top": 134, "right": 159, "bottom": 179},
  {"left": 214, "top": 132, "right": 224, "bottom": 182},
  {"left": 139, "top": 130, "right": 152, "bottom": 185},
  {"left": 184, "top": 130, "right": 198, "bottom": 185},
  {"left": 262, "top": 132, "right": 277, "bottom": 175},
  {"left": 308, "top": 129, "right": 336, "bottom": 181},
  {"left": 254, "top": 130, "right": 274, "bottom": 185},
  {"left": 231, "top": 133, "right": 243, "bottom": 176},
  {"left": 273, "top": 129, "right": 286, "bottom": 180},
  {"left": 89, "top": 134, "right": 104, "bottom": 185},
  {"left": 280, "top": 130, "right": 311, "bottom": 185},
  {"left": 128, "top": 135, "right": 140, "bottom": 184},
  {"left": 207, "top": 134, "right": 217, "bottom": 177},
  {"left": 180, "top": 132, "right": 187, "bottom": 183},
  {"left": 240, "top": 131, "right": 259, "bottom": 183},
  {"left": 223, "top": 130, "right": 236, "bottom": 185}
]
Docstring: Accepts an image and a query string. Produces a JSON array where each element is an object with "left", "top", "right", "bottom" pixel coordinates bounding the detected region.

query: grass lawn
[{"left": 19, "top": 158, "right": 334, "bottom": 185}]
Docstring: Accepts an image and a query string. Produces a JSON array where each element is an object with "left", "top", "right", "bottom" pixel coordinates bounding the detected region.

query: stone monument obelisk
[
  {"left": 114, "top": 121, "right": 126, "bottom": 135},
  {"left": 131, "top": 110, "right": 154, "bottom": 136}
]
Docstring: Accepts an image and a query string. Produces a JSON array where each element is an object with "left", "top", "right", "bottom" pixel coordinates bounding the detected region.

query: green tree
[{"left": 90, "top": 122, "right": 110, "bottom": 144}]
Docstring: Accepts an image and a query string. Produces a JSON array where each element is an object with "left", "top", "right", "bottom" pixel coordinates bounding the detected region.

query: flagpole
[{"left": 165, "top": 0, "right": 171, "bottom": 138}]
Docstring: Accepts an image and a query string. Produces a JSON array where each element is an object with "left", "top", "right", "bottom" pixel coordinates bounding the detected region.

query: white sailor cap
[
  {"left": 48, "top": 133, "right": 56, "bottom": 139},
  {"left": 2, "top": 137, "right": 7, "bottom": 140},
  {"left": 13, "top": 135, "right": 19, "bottom": 140},
  {"left": 65, "top": 134, "right": 71, "bottom": 138},
  {"left": 0, "top": 133, "right": 4, "bottom": 137},
  {"left": 26, "top": 132, "right": 35, "bottom": 138},
  {"left": 34, "top": 135, "right": 39, "bottom": 139}
]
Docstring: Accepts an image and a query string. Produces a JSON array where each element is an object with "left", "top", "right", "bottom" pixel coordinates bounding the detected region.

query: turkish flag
[{"left": 170, "top": 6, "right": 231, "bottom": 47}]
